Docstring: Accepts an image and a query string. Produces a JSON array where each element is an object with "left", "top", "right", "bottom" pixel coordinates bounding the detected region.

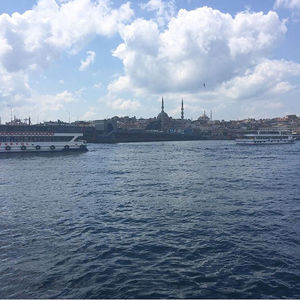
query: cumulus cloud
[
  {"left": 0, "top": 89, "right": 77, "bottom": 122},
  {"left": 79, "top": 50, "right": 96, "bottom": 71},
  {"left": 240, "top": 99, "right": 285, "bottom": 119},
  {"left": 109, "top": 97, "right": 141, "bottom": 111},
  {"left": 30, "top": 90, "right": 75, "bottom": 112},
  {"left": 94, "top": 81, "right": 102, "bottom": 88},
  {"left": 82, "top": 106, "right": 97, "bottom": 120},
  {"left": 217, "top": 59, "right": 300, "bottom": 100},
  {"left": 274, "top": 0, "right": 300, "bottom": 10},
  {"left": 111, "top": 6, "right": 300, "bottom": 105},
  {"left": 0, "top": 0, "right": 133, "bottom": 73},
  {"left": 1, "top": 0, "right": 300, "bottom": 120},
  {"left": 141, "top": 0, "right": 176, "bottom": 27},
  {"left": 0, "top": 67, "right": 31, "bottom": 102},
  {"left": 0, "top": 0, "right": 133, "bottom": 119}
]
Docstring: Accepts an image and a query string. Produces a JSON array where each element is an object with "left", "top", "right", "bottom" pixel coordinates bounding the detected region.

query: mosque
[
  {"left": 153, "top": 96, "right": 212, "bottom": 132},
  {"left": 152, "top": 97, "right": 185, "bottom": 132}
]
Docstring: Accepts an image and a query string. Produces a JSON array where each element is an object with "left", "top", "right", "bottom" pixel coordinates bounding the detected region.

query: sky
[{"left": 1, "top": 0, "right": 300, "bottom": 123}]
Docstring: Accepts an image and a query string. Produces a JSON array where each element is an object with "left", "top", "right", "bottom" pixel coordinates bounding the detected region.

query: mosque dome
[{"left": 157, "top": 111, "right": 169, "bottom": 120}]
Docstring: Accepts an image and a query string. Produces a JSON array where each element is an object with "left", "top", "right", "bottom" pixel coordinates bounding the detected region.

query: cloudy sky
[{"left": 0, "top": 0, "right": 300, "bottom": 122}]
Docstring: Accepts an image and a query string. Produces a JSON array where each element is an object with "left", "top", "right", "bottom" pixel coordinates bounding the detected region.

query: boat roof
[{"left": 0, "top": 124, "right": 86, "bottom": 133}]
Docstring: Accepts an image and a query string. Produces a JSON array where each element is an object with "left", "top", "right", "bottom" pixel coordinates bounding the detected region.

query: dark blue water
[{"left": 1, "top": 141, "right": 300, "bottom": 298}]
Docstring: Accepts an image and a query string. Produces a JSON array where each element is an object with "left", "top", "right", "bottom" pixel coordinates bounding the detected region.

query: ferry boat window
[
  {"left": 48, "top": 136, "right": 73, "bottom": 142},
  {"left": 0, "top": 135, "right": 74, "bottom": 142},
  {"left": 57, "top": 136, "right": 73, "bottom": 142}
]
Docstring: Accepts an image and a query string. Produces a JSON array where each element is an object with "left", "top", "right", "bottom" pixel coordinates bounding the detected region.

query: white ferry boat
[
  {"left": 236, "top": 130, "right": 295, "bottom": 145},
  {"left": 0, "top": 124, "right": 87, "bottom": 153}
]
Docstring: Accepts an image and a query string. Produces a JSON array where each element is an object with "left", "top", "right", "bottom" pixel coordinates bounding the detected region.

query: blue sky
[{"left": 0, "top": 0, "right": 300, "bottom": 123}]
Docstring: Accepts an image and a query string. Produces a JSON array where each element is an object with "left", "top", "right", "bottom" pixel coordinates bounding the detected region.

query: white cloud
[
  {"left": 111, "top": 7, "right": 299, "bottom": 105},
  {"left": 82, "top": 106, "right": 97, "bottom": 120},
  {"left": 94, "top": 81, "right": 102, "bottom": 88},
  {"left": 1, "top": 1, "right": 300, "bottom": 121},
  {"left": 79, "top": 50, "right": 95, "bottom": 71},
  {"left": 274, "top": 0, "right": 300, "bottom": 10},
  {"left": 31, "top": 90, "right": 75, "bottom": 112},
  {"left": 0, "top": 66, "right": 31, "bottom": 103},
  {"left": 109, "top": 97, "right": 141, "bottom": 111},
  {"left": 0, "top": 89, "right": 77, "bottom": 122},
  {"left": 0, "top": 0, "right": 134, "bottom": 120},
  {"left": 0, "top": 0, "right": 133, "bottom": 73},
  {"left": 240, "top": 100, "right": 284, "bottom": 119},
  {"left": 141, "top": 0, "right": 176, "bottom": 27},
  {"left": 217, "top": 59, "right": 300, "bottom": 100},
  {"left": 108, "top": 76, "right": 131, "bottom": 94}
]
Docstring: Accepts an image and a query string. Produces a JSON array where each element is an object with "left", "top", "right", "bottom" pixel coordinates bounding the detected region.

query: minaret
[
  {"left": 181, "top": 98, "right": 184, "bottom": 120},
  {"left": 160, "top": 96, "right": 164, "bottom": 131},
  {"left": 210, "top": 110, "right": 213, "bottom": 121}
]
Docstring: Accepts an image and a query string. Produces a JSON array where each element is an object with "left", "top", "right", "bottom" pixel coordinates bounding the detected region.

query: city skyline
[{"left": 1, "top": 0, "right": 300, "bottom": 123}]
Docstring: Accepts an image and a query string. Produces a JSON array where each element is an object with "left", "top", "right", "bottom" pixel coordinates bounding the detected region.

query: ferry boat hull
[
  {"left": 0, "top": 144, "right": 87, "bottom": 153},
  {"left": 236, "top": 139, "right": 295, "bottom": 145}
]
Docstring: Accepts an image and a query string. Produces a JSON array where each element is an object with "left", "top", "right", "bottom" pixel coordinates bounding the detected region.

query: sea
[{"left": 0, "top": 140, "right": 300, "bottom": 299}]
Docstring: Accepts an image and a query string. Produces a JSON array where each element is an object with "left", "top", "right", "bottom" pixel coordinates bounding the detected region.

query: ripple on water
[{"left": 0, "top": 141, "right": 300, "bottom": 298}]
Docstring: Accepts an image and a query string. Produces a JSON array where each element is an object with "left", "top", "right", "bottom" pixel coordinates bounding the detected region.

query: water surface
[{"left": 0, "top": 141, "right": 300, "bottom": 298}]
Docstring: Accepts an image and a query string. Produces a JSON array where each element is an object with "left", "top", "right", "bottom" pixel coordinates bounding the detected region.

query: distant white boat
[{"left": 236, "top": 130, "right": 295, "bottom": 145}]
